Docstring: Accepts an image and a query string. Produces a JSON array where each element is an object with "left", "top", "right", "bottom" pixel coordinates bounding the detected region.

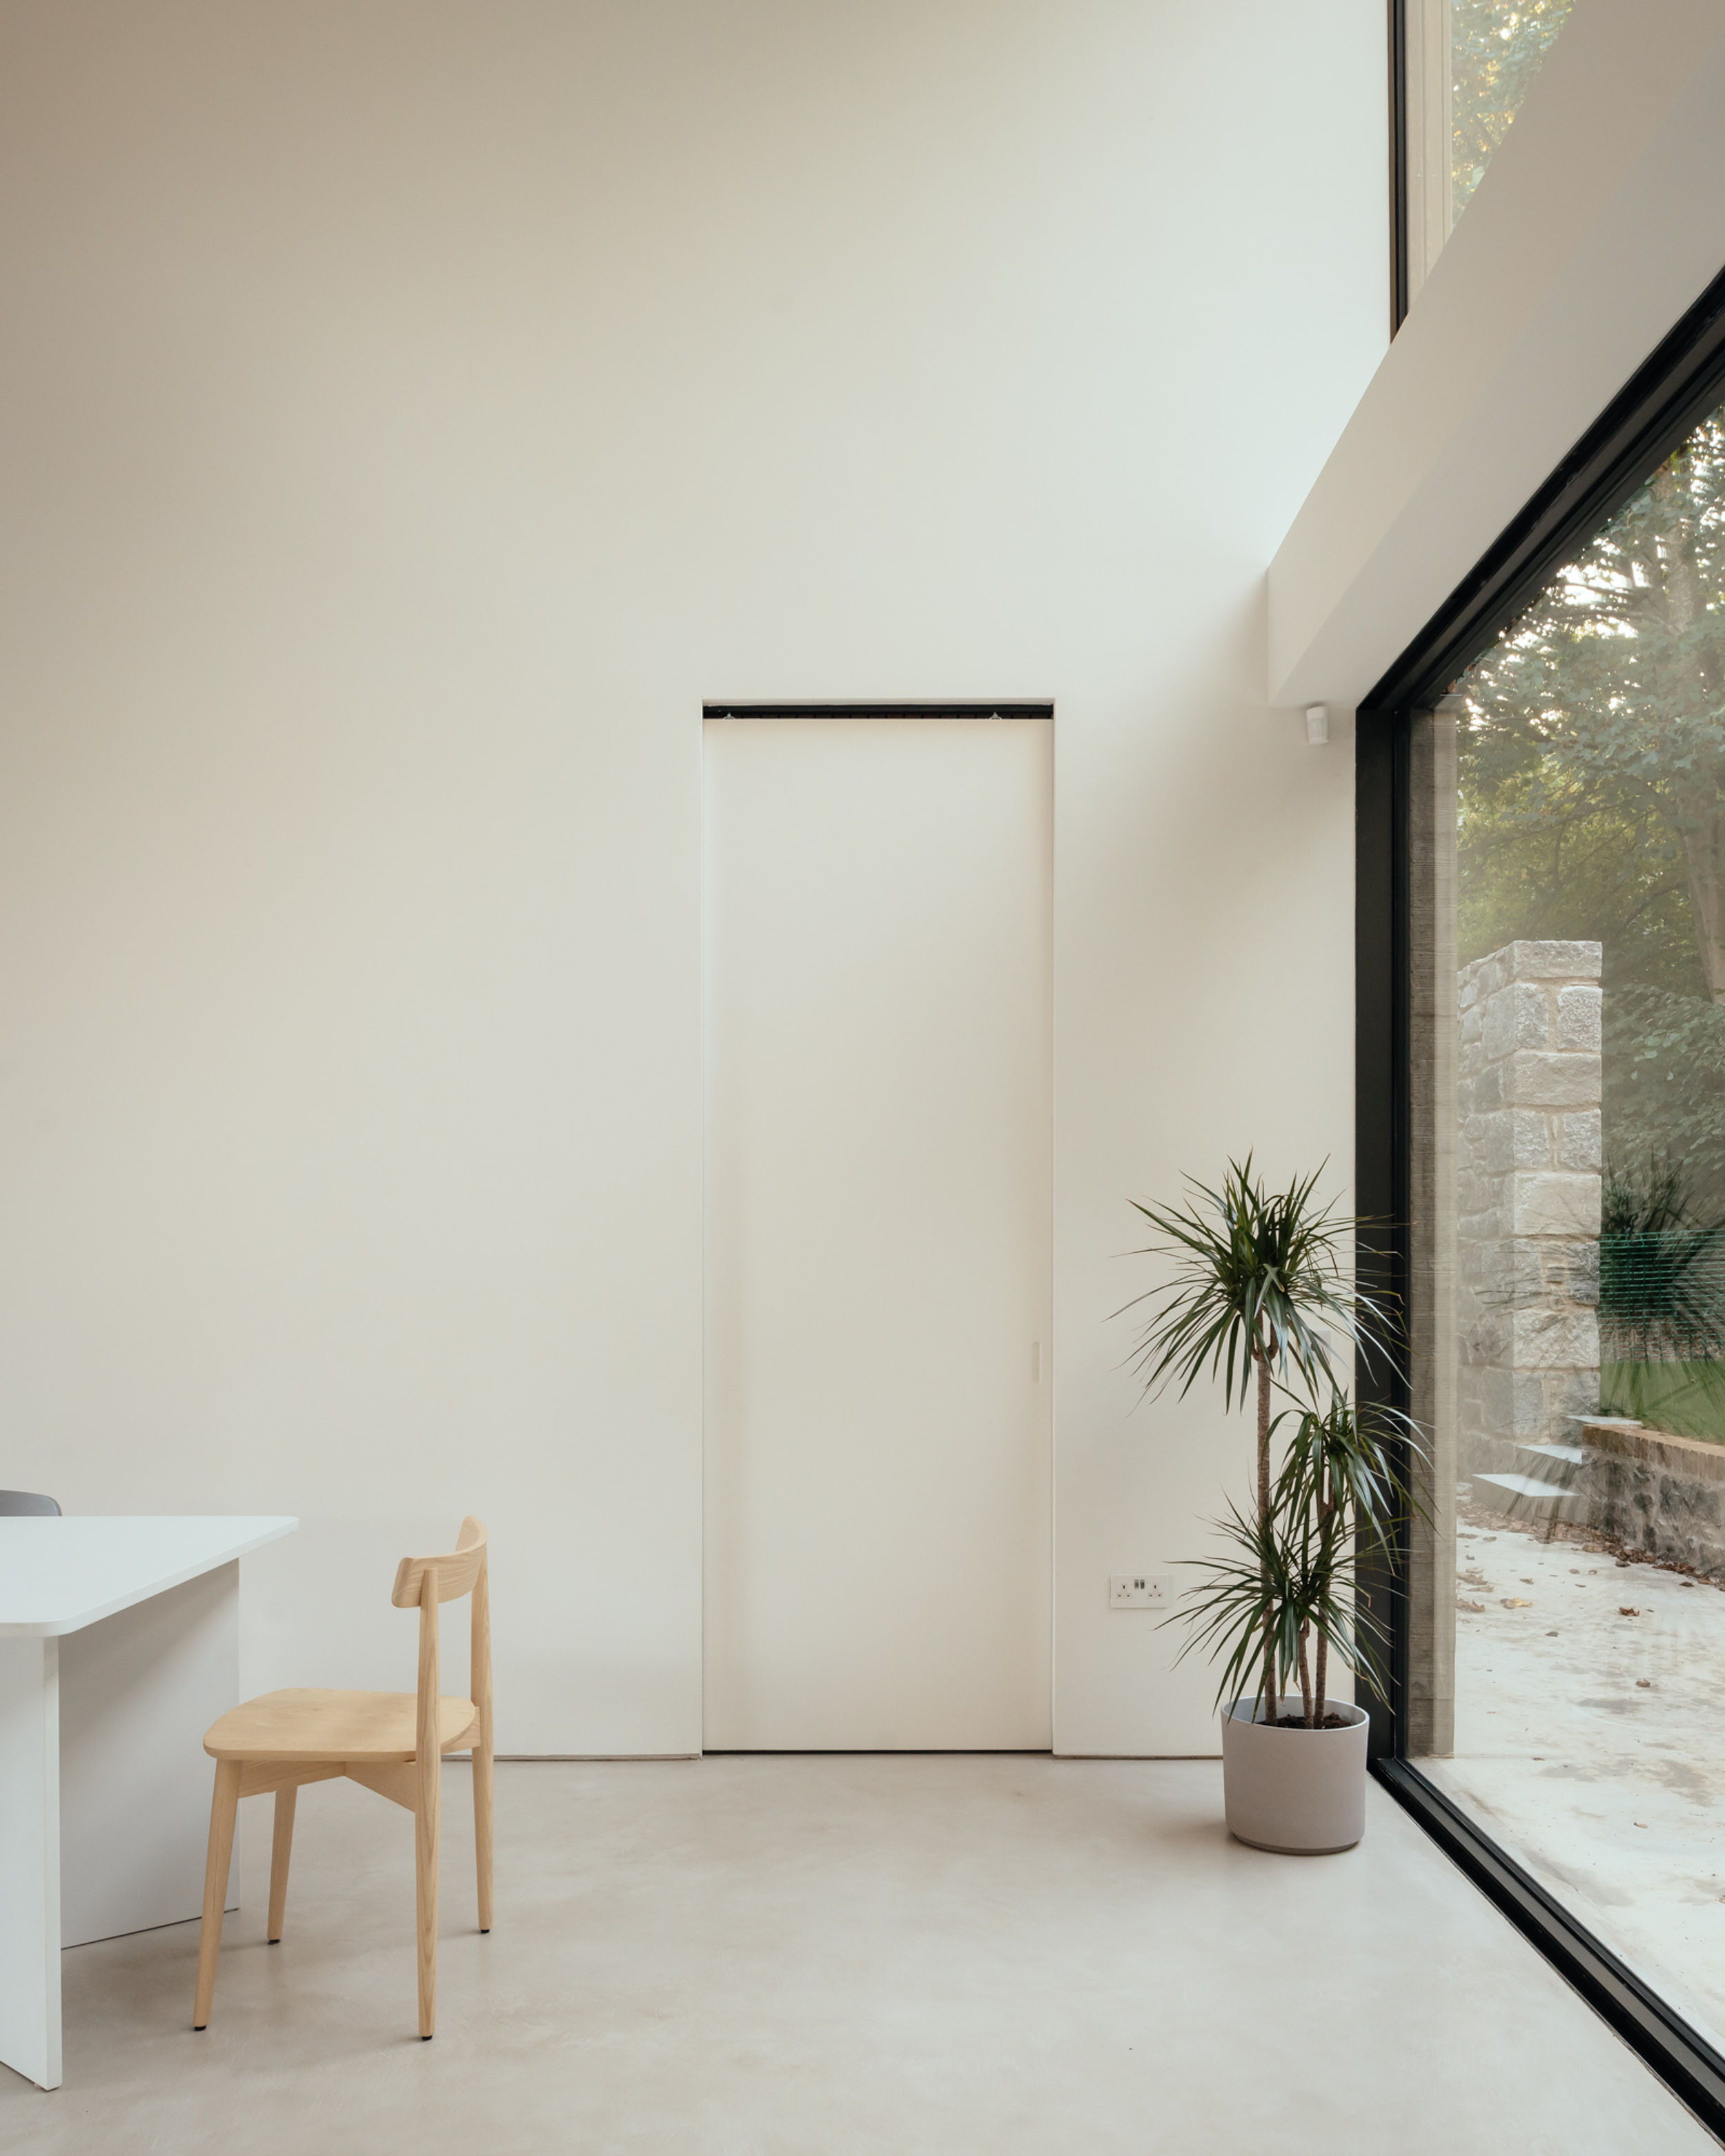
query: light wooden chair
[{"left": 193, "top": 1516, "right": 493, "bottom": 2041}]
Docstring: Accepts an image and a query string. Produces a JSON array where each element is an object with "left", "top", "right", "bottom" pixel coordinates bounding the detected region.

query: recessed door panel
[{"left": 703, "top": 718, "right": 1052, "bottom": 1750}]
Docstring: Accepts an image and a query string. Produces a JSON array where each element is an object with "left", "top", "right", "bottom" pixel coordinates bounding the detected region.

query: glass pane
[
  {"left": 1403, "top": 0, "right": 1576, "bottom": 308},
  {"left": 1414, "top": 399, "right": 1725, "bottom": 2048},
  {"left": 1450, "top": 0, "right": 1576, "bottom": 221}
]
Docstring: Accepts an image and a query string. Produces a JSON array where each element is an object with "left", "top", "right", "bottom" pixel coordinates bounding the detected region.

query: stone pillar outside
[{"left": 1457, "top": 940, "right": 1602, "bottom": 1482}]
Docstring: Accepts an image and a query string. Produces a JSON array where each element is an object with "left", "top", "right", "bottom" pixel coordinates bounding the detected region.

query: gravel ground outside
[{"left": 1421, "top": 1507, "right": 1725, "bottom": 2048}]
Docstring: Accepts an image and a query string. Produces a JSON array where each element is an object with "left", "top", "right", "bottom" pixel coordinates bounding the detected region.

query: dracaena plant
[
  {"left": 1119, "top": 1158, "right": 1405, "bottom": 1723},
  {"left": 1172, "top": 1392, "right": 1423, "bottom": 1728}
]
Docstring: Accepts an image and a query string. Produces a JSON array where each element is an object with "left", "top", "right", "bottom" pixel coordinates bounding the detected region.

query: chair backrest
[
  {"left": 0, "top": 1490, "right": 61, "bottom": 1516},
  {"left": 391, "top": 1514, "right": 486, "bottom": 1610},
  {"left": 391, "top": 1518, "right": 490, "bottom": 1756}
]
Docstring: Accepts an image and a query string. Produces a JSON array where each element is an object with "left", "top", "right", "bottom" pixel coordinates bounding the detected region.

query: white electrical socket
[{"left": 1109, "top": 1574, "right": 1172, "bottom": 1610}]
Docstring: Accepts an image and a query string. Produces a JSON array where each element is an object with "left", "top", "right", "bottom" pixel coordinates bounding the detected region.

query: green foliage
[
  {"left": 1450, "top": 1, "right": 1576, "bottom": 221},
  {"left": 1458, "top": 776, "right": 1697, "bottom": 990},
  {"left": 1168, "top": 1395, "right": 1420, "bottom": 1724},
  {"left": 1598, "top": 1154, "right": 1725, "bottom": 1361},
  {"left": 1457, "top": 411, "right": 1725, "bottom": 1002},
  {"left": 1169, "top": 1485, "right": 1361, "bottom": 1724},
  {"left": 1602, "top": 1153, "right": 1707, "bottom": 1240},
  {"left": 1457, "top": 403, "right": 1725, "bottom": 1229},
  {"left": 1599, "top": 1358, "right": 1725, "bottom": 1445},
  {"left": 1121, "top": 1156, "right": 1390, "bottom": 1412},
  {"left": 1601, "top": 988, "right": 1725, "bottom": 1212},
  {"left": 1276, "top": 1389, "right": 1414, "bottom": 1572}
]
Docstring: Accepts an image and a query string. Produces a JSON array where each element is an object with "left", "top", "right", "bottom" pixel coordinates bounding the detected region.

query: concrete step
[
  {"left": 1510, "top": 1442, "right": 1587, "bottom": 1490},
  {"left": 1518, "top": 1442, "right": 1587, "bottom": 1468},
  {"left": 1471, "top": 1470, "right": 1586, "bottom": 1525}
]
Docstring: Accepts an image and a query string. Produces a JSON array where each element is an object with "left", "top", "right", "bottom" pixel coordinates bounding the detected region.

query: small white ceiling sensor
[{"left": 1305, "top": 703, "right": 1330, "bottom": 745}]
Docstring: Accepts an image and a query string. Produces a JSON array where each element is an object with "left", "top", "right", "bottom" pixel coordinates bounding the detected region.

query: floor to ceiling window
[
  {"left": 1407, "top": 396, "right": 1725, "bottom": 2054},
  {"left": 1345, "top": 4, "right": 1725, "bottom": 2128}
]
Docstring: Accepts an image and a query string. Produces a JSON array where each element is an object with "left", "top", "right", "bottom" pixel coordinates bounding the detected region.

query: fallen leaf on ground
[
  {"left": 1501, "top": 1597, "right": 1532, "bottom": 1609},
  {"left": 1637, "top": 1679, "right": 1653, "bottom": 1688},
  {"left": 1457, "top": 1599, "right": 1485, "bottom": 1612},
  {"left": 1619, "top": 1606, "right": 1640, "bottom": 1617}
]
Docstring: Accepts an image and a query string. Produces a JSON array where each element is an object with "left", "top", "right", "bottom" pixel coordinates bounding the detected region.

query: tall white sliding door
[{"left": 703, "top": 716, "right": 1052, "bottom": 1750}]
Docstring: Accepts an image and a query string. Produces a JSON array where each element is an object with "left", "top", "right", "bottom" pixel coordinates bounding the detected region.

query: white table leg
[
  {"left": 59, "top": 1562, "right": 240, "bottom": 1949},
  {"left": 0, "top": 1634, "right": 61, "bottom": 2091}
]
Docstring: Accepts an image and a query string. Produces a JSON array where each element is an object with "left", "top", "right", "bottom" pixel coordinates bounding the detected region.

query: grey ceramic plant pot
[{"left": 1220, "top": 1697, "right": 1370, "bottom": 1855}]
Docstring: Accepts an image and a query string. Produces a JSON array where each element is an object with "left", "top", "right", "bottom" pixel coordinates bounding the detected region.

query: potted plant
[{"left": 1121, "top": 1158, "right": 1418, "bottom": 1854}]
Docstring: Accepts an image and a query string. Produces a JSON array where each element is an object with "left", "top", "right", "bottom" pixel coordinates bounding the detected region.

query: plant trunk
[
  {"left": 1314, "top": 1458, "right": 1334, "bottom": 1727},
  {"left": 1676, "top": 809, "right": 1725, "bottom": 1004},
  {"left": 1297, "top": 1625, "right": 1313, "bottom": 1728},
  {"left": 1256, "top": 1345, "right": 1276, "bottom": 1723}
]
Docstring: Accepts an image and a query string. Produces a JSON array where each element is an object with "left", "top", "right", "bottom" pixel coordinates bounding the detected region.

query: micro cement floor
[{"left": 1, "top": 1754, "right": 1714, "bottom": 2155}]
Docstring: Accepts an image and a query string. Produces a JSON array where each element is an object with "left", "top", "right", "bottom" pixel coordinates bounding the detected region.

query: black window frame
[
  {"left": 1356, "top": 259, "right": 1725, "bottom": 2138},
  {"left": 1388, "top": 0, "right": 1410, "bottom": 336}
]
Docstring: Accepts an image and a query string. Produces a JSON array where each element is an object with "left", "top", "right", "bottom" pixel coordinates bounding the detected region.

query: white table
[{"left": 0, "top": 1516, "right": 297, "bottom": 2090}]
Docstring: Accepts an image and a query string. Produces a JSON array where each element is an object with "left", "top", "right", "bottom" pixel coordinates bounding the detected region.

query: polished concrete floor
[
  {"left": 1429, "top": 1510, "right": 1725, "bottom": 2050},
  {"left": 1, "top": 1756, "right": 1715, "bottom": 2154}
]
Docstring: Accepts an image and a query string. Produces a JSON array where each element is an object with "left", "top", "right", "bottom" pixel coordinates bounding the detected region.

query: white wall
[
  {"left": 0, "top": 0, "right": 1383, "bottom": 1756},
  {"left": 1269, "top": 0, "right": 1725, "bottom": 711}
]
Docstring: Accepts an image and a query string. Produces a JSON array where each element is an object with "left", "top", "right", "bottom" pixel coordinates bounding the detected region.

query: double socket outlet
[{"left": 1109, "top": 1574, "right": 1174, "bottom": 1610}]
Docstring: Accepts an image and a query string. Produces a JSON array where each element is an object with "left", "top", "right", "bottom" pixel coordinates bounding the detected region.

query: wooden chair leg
[
  {"left": 413, "top": 1568, "right": 445, "bottom": 2038},
  {"left": 415, "top": 1760, "right": 440, "bottom": 2039},
  {"left": 267, "top": 1786, "right": 297, "bottom": 1944},
  {"left": 473, "top": 1739, "right": 493, "bottom": 1934},
  {"left": 411, "top": 1526, "right": 444, "bottom": 2068},
  {"left": 193, "top": 1760, "right": 241, "bottom": 2029}
]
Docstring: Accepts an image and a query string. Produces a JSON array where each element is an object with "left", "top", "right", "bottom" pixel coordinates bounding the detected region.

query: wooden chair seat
[
  {"left": 205, "top": 1687, "right": 478, "bottom": 1764},
  {"left": 193, "top": 1515, "right": 493, "bottom": 2041}
]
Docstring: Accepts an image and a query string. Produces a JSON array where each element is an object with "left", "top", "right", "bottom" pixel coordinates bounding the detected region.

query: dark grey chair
[{"left": 0, "top": 1490, "right": 61, "bottom": 1515}]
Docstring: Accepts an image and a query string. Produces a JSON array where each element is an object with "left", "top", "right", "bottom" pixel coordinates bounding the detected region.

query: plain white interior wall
[{"left": 0, "top": 1, "right": 1382, "bottom": 1755}]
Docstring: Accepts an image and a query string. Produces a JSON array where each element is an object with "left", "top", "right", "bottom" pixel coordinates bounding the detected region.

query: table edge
[{"left": 0, "top": 1516, "right": 299, "bottom": 1636}]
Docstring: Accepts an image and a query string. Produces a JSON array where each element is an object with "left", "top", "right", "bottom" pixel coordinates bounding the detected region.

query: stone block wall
[
  {"left": 1457, "top": 940, "right": 1602, "bottom": 1478},
  {"left": 1579, "top": 1418, "right": 1725, "bottom": 1576}
]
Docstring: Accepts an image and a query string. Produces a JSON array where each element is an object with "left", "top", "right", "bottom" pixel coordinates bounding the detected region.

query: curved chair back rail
[
  {"left": 192, "top": 1512, "right": 493, "bottom": 2043},
  {"left": 391, "top": 1514, "right": 487, "bottom": 1607},
  {"left": 0, "top": 1490, "right": 61, "bottom": 1515}
]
